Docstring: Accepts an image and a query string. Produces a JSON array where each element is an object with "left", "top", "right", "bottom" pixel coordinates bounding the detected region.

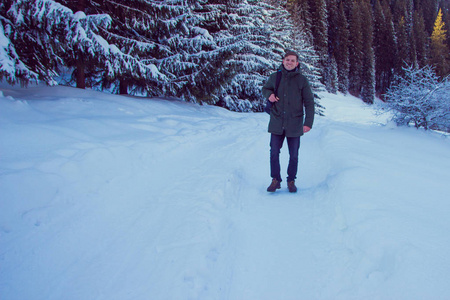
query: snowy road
[{"left": 1, "top": 85, "right": 450, "bottom": 300}]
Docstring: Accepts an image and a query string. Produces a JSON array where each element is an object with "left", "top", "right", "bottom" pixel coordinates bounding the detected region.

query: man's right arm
[{"left": 262, "top": 73, "right": 276, "bottom": 100}]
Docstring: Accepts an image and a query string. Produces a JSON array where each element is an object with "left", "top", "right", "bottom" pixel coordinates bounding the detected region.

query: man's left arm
[{"left": 302, "top": 78, "right": 315, "bottom": 133}]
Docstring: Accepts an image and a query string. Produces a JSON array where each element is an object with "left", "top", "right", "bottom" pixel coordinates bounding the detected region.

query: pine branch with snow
[
  {"left": 1, "top": 0, "right": 174, "bottom": 91},
  {"left": 0, "top": 0, "right": 73, "bottom": 85}
]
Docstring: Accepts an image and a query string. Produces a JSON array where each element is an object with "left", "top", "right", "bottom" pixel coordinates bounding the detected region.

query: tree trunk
[
  {"left": 119, "top": 80, "right": 128, "bottom": 95},
  {"left": 76, "top": 0, "right": 86, "bottom": 89},
  {"left": 76, "top": 57, "right": 86, "bottom": 89}
]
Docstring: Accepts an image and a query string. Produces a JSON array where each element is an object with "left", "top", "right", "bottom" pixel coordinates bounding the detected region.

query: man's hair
[{"left": 283, "top": 51, "right": 299, "bottom": 61}]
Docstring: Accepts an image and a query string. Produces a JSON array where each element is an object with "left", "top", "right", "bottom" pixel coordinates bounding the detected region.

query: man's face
[{"left": 283, "top": 55, "right": 299, "bottom": 71}]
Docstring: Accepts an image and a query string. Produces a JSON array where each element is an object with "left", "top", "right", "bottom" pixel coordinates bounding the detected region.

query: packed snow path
[{"left": 1, "top": 85, "right": 450, "bottom": 300}]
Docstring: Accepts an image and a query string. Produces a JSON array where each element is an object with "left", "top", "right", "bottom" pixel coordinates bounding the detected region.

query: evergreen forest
[{"left": 1, "top": 0, "right": 449, "bottom": 112}]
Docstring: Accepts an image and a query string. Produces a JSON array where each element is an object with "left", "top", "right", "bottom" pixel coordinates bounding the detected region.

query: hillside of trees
[
  {"left": 1, "top": 0, "right": 449, "bottom": 112},
  {"left": 296, "top": 0, "right": 450, "bottom": 103}
]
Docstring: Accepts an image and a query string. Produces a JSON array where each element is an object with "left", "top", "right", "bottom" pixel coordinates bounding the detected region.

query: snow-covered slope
[{"left": 1, "top": 84, "right": 450, "bottom": 300}]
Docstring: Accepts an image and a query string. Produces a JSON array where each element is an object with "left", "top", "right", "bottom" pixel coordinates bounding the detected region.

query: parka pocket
[
  {"left": 271, "top": 107, "right": 282, "bottom": 118},
  {"left": 289, "top": 112, "right": 304, "bottom": 132}
]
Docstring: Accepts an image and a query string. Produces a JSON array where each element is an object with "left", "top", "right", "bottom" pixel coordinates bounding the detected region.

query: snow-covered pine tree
[
  {"left": 202, "top": 0, "right": 281, "bottom": 111},
  {"left": 404, "top": 0, "right": 416, "bottom": 67},
  {"left": 287, "top": 0, "right": 314, "bottom": 45},
  {"left": 57, "top": 0, "right": 191, "bottom": 95},
  {"left": 373, "top": 0, "right": 396, "bottom": 96},
  {"left": 392, "top": 0, "right": 411, "bottom": 31},
  {"left": 412, "top": 10, "right": 428, "bottom": 68},
  {"left": 348, "top": 0, "right": 363, "bottom": 96},
  {"left": 307, "top": 0, "right": 328, "bottom": 87},
  {"left": 0, "top": 0, "right": 39, "bottom": 85},
  {"left": 442, "top": 1, "right": 450, "bottom": 51},
  {"left": 1, "top": 0, "right": 168, "bottom": 93},
  {"left": 0, "top": 10, "right": 22, "bottom": 84},
  {"left": 61, "top": 0, "right": 87, "bottom": 88},
  {"left": 324, "top": 55, "right": 338, "bottom": 93},
  {"left": 0, "top": 0, "right": 82, "bottom": 85},
  {"left": 393, "top": 0, "right": 412, "bottom": 79},
  {"left": 54, "top": 0, "right": 234, "bottom": 101},
  {"left": 144, "top": 0, "right": 244, "bottom": 102},
  {"left": 179, "top": 0, "right": 262, "bottom": 108},
  {"left": 334, "top": 1, "right": 349, "bottom": 94},
  {"left": 419, "top": 0, "right": 440, "bottom": 35},
  {"left": 395, "top": 17, "right": 412, "bottom": 77},
  {"left": 359, "top": 0, "right": 375, "bottom": 103},
  {"left": 325, "top": 0, "right": 340, "bottom": 94}
]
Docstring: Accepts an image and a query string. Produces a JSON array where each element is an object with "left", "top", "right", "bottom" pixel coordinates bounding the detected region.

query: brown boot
[
  {"left": 267, "top": 178, "right": 281, "bottom": 192},
  {"left": 287, "top": 181, "right": 297, "bottom": 193}
]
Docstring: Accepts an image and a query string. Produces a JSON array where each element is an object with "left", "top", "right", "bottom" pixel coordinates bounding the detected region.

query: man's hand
[
  {"left": 269, "top": 93, "right": 279, "bottom": 103},
  {"left": 303, "top": 126, "right": 311, "bottom": 133}
]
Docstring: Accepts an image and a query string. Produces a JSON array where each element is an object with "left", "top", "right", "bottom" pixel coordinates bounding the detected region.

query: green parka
[{"left": 262, "top": 66, "right": 315, "bottom": 137}]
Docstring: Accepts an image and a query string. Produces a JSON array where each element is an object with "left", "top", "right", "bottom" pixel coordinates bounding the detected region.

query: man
[{"left": 262, "top": 51, "right": 315, "bottom": 193}]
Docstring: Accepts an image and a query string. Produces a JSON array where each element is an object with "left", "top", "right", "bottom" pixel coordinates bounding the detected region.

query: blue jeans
[{"left": 270, "top": 133, "right": 300, "bottom": 182}]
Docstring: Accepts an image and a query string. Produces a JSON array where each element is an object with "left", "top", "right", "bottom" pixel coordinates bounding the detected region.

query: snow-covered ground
[{"left": 1, "top": 84, "right": 450, "bottom": 300}]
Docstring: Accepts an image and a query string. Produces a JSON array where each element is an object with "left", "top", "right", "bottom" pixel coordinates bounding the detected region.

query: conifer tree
[
  {"left": 325, "top": 0, "right": 339, "bottom": 93},
  {"left": 0, "top": 0, "right": 41, "bottom": 84},
  {"left": 373, "top": 0, "right": 396, "bottom": 95},
  {"left": 324, "top": 55, "right": 338, "bottom": 93},
  {"left": 348, "top": 0, "right": 363, "bottom": 96},
  {"left": 335, "top": 1, "right": 350, "bottom": 94},
  {"left": 342, "top": 0, "right": 353, "bottom": 21},
  {"left": 393, "top": 0, "right": 413, "bottom": 33},
  {"left": 420, "top": 0, "right": 439, "bottom": 34},
  {"left": 359, "top": 0, "right": 375, "bottom": 103},
  {"left": 0, "top": 0, "right": 113, "bottom": 86},
  {"left": 430, "top": 8, "right": 450, "bottom": 77},
  {"left": 405, "top": 0, "right": 414, "bottom": 31},
  {"left": 392, "top": 0, "right": 415, "bottom": 76},
  {"left": 395, "top": 16, "right": 411, "bottom": 76},
  {"left": 287, "top": 0, "right": 314, "bottom": 44},
  {"left": 307, "top": 0, "right": 328, "bottom": 84},
  {"left": 412, "top": 10, "right": 428, "bottom": 67},
  {"left": 57, "top": 0, "right": 194, "bottom": 95},
  {"left": 63, "top": 0, "right": 86, "bottom": 88},
  {"left": 373, "top": 0, "right": 385, "bottom": 93},
  {"left": 1, "top": 0, "right": 174, "bottom": 94},
  {"left": 205, "top": 0, "right": 281, "bottom": 110},
  {"left": 182, "top": 0, "right": 276, "bottom": 110},
  {"left": 442, "top": 1, "right": 450, "bottom": 50},
  {"left": 156, "top": 0, "right": 237, "bottom": 103}
]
